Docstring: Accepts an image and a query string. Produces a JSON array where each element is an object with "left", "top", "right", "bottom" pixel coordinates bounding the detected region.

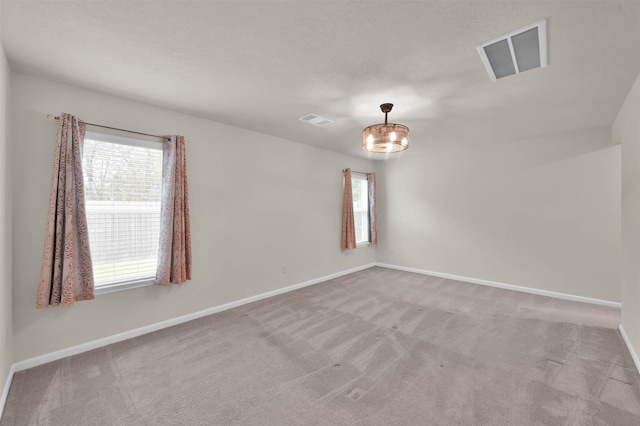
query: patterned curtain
[
  {"left": 367, "top": 172, "right": 378, "bottom": 245},
  {"left": 36, "top": 113, "right": 95, "bottom": 308},
  {"left": 341, "top": 168, "right": 356, "bottom": 250},
  {"left": 155, "top": 135, "right": 192, "bottom": 285}
]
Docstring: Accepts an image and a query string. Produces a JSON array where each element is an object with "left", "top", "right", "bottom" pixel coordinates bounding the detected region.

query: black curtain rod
[{"left": 48, "top": 115, "right": 167, "bottom": 140}]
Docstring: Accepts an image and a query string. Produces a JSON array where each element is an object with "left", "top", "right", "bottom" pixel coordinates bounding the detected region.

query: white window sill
[
  {"left": 95, "top": 278, "right": 154, "bottom": 295},
  {"left": 356, "top": 242, "right": 372, "bottom": 248}
]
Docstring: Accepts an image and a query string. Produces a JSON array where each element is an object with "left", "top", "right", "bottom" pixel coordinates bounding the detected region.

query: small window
[
  {"left": 351, "top": 172, "right": 370, "bottom": 245},
  {"left": 82, "top": 131, "right": 163, "bottom": 292}
]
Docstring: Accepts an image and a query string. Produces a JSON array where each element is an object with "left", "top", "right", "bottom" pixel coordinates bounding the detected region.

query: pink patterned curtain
[
  {"left": 155, "top": 135, "right": 192, "bottom": 285},
  {"left": 341, "top": 168, "right": 356, "bottom": 250},
  {"left": 367, "top": 172, "right": 378, "bottom": 245},
  {"left": 36, "top": 113, "right": 95, "bottom": 308}
]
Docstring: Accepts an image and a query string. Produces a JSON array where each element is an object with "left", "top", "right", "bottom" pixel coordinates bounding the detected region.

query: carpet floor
[{"left": 2, "top": 267, "right": 639, "bottom": 425}]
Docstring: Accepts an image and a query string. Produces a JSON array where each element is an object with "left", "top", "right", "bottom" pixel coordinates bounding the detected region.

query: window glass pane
[
  {"left": 82, "top": 136, "right": 163, "bottom": 286},
  {"left": 351, "top": 174, "right": 370, "bottom": 244}
]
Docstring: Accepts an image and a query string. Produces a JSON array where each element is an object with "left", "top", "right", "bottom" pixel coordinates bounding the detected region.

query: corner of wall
[
  {"left": 0, "top": 7, "right": 16, "bottom": 418},
  {"left": 618, "top": 71, "right": 640, "bottom": 369}
]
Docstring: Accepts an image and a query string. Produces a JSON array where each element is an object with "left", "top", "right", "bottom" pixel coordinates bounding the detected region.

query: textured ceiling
[{"left": 1, "top": 1, "right": 639, "bottom": 159}]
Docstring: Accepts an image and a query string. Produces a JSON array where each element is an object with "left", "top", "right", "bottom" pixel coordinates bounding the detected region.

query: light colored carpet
[{"left": 2, "top": 267, "right": 639, "bottom": 425}]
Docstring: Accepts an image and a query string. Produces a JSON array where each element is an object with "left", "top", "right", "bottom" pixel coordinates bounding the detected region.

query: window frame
[
  {"left": 83, "top": 130, "right": 164, "bottom": 295},
  {"left": 351, "top": 172, "right": 372, "bottom": 247}
]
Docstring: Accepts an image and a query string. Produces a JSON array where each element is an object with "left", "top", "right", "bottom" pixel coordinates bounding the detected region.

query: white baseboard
[
  {"left": 10, "top": 263, "right": 375, "bottom": 374},
  {"left": 0, "top": 364, "right": 16, "bottom": 421},
  {"left": 375, "top": 263, "right": 622, "bottom": 308},
  {"left": 619, "top": 325, "right": 640, "bottom": 375}
]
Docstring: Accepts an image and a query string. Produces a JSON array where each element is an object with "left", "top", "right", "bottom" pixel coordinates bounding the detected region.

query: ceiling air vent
[
  {"left": 477, "top": 19, "right": 547, "bottom": 81},
  {"left": 298, "top": 114, "right": 334, "bottom": 127}
]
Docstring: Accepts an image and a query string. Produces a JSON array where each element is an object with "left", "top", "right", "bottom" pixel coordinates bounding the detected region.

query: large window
[
  {"left": 82, "top": 132, "right": 163, "bottom": 292},
  {"left": 351, "top": 172, "right": 370, "bottom": 245}
]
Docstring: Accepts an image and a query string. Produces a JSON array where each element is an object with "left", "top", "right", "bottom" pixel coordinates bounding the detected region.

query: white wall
[
  {"left": 616, "top": 73, "right": 640, "bottom": 358},
  {"left": 0, "top": 5, "right": 14, "bottom": 398},
  {"left": 8, "top": 70, "right": 629, "bottom": 364},
  {"left": 377, "top": 126, "right": 621, "bottom": 302},
  {"left": 10, "top": 72, "right": 376, "bottom": 362}
]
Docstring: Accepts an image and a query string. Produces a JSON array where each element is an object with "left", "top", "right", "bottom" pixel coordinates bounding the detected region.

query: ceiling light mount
[
  {"left": 362, "top": 103, "right": 410, "bottom": 153},
  {"left": 380, "top": 103, "right": 394, "bottom": 115}
]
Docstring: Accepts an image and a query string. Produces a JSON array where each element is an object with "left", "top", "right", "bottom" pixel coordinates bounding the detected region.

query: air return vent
[
  {"left": 477, "top": 19, "right": 547, "bottom": 81},
  {"left": 298, "top": 114, "right": 334, "bottom": 127}
]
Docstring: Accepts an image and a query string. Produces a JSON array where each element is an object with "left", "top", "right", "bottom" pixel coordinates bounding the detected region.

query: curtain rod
[
  {"left": 47, "top": 114, "right": 167, "bottom": 140},
  {"left": 343, "top": 168, "right": 370, "bottom": 175}
]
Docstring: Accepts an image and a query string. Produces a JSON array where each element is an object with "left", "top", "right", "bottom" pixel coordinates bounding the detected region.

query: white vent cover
[
  {"left": 477, "top": 19, "right": 548, "bottom": 81},
  {"left": 298, "top": 114, "right": 334, "bottom": 127}
]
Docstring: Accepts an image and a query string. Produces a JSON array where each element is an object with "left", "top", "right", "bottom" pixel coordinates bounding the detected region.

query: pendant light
[{"left": 362, "top": 103, "right": 409, "bottom": 153}]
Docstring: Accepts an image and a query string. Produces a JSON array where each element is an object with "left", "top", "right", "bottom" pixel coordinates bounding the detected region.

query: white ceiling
[{"left": 1, "top": 1, "right": 639, "bottom": 159}]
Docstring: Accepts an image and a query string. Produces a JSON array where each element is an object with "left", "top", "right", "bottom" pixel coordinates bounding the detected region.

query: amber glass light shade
[
  {"left": 362, "top": 103, "right": 409, "bottom": 153},
  {"left": 362, "top": 123, "right": 410, "bottom": 153}
]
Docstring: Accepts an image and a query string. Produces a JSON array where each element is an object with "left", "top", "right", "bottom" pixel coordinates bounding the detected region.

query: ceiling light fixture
[{"left": 362, "top": 103, "right": 409, "bottom": 153}]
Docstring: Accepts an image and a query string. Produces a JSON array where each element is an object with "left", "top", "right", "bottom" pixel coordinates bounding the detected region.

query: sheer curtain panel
[
  {"left": 341, "top": 168, "right": 357, "bottom": 250},
  {"left": 36, "top": 113, "right": 95, "bottom": 308},
  {"left": 155, "top": 135, "right": 192, "bottom": 285}
]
